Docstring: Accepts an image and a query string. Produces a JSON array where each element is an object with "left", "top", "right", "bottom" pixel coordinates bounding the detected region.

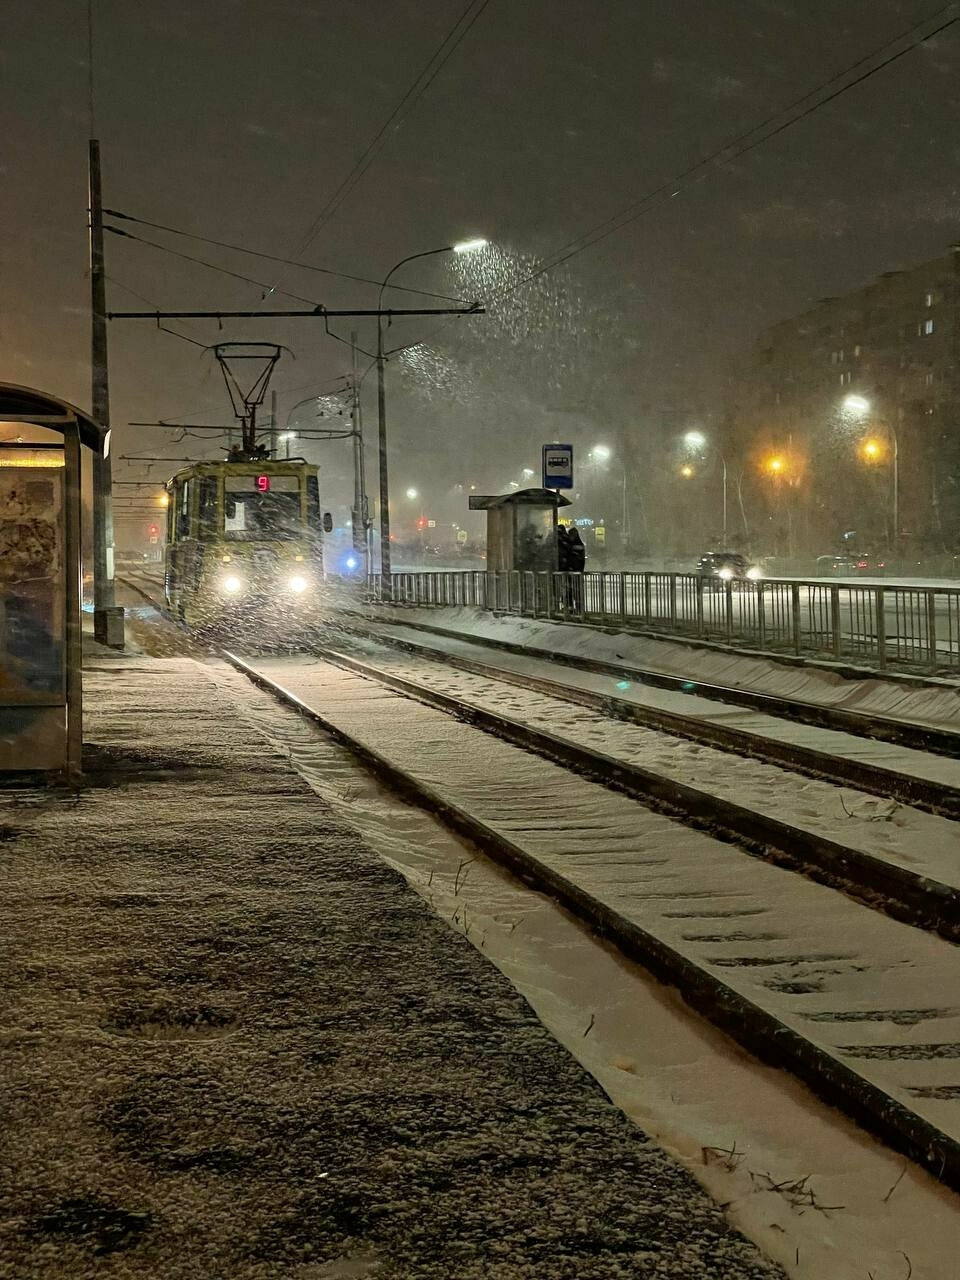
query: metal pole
[
  {"left": 269, "top": 389, "right": 278, "bottom": 459},
  {"left": 89, "top": 138, "right": 122, "bottom": 646},
  {"left": 721, "top": 456, "right": 728, "bottom": 546},
  {"left": 377, "top": 314, "right": 391, "bottom": 579},
  {"left": 350, "top": 330, "right": 369, "bottom": 573},
  {"left": 893, "top": 426, "right": 900, "bottom": 561}
]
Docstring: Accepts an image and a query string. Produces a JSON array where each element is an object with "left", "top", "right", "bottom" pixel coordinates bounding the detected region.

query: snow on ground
[
  {"left": 0, "top": 649, "right": 784, "bottom": 1280},
  {"left": 312, "top": 630, "right": 960, "bottom": 895},
  {"left": 361, "top": 604, "right": 960, "bottom": 729},
  {"left": 222, "top": 669, "right": 960, "bottom": 1280},
  {"left": 245, "top": 657, "right": 960, "bottom": 1178},
  {"left": 361, "top": 619, "right": 960, "bottom": 793}
]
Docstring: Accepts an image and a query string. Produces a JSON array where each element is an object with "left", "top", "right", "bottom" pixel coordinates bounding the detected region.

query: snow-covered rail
[
  {"left": 223, "top": 643, "right": 960, "bottom": 1194},
  {"left": 369, "top": 569, "right": 960, "bottom": 674}
]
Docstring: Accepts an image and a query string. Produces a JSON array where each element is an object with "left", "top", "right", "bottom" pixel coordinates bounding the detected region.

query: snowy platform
[{"left": 0, "top": 649, "right": 782, "bottom": 1279}]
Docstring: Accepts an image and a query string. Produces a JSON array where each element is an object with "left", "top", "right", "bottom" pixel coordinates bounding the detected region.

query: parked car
[
  {"left": 696, "top": 552, "right": 762, "bottom": 585},
  {"left": 816, "top": 553, "right": 886, "bottom": 577}
]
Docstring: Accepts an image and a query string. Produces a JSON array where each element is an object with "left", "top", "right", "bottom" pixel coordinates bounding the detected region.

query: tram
[{"left": 163, "top": 458, "right": 331, "bottom": 629}]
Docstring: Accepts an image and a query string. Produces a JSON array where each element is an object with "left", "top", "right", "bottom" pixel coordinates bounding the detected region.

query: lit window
[
  {"left": 925, "top": 292, "right": 934, "bottom": 307},
  {"left": 924, "top": 319, "right": 935, "bottom": 335},
  {"left": 853, "top": 344, "right": 861, "bottom": 358},
  {"left": 925, "top": 371, "right": 934, "bottom": 386}
]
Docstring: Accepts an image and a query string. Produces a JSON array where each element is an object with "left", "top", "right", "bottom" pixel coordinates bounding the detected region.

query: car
[
  {"left": 816, "top": 553, "right": 886, "bottom": 577},
  {"left": 696, "top": 552, "right": 763, "bottom": 585}
]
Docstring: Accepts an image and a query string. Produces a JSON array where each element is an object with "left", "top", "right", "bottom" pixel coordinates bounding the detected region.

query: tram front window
[
  {"left": 224, "top": 492, "right": 302, "bottom": 539},
  {"left": 223, "top": 475, "right": 302, "bottom": 540}
]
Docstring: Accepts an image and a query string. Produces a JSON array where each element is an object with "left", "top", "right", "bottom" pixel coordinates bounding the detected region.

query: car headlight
[
  {"left": 718, "top": 566, "right": 734, "bottom": 580},
  {"left": 221, "top": 574, "right": 244, "bottom": 595},
  {"left": 288, "top": 575, "right": 310, "bottom": 594},
  {"left": 746, "top": 566, "right": 763, "bottom": 580}
]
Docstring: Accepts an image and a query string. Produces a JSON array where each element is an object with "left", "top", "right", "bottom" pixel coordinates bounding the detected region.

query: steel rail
[
  {"left": 220, "top": 646, "right": 960, "bottom": 1195},
  {"left": 337, "top": 619, "right": 960, "bottom": 820},
  {"left": 300, "top": 639, "right": 960, "bottom": 941},
  {"left": 370, "top": 614, "right": 960, "bottom": 757}
]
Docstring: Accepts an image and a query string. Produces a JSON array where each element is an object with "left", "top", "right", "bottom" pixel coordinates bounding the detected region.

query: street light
[
  {"left": 842, "top": 394, "right": 871, "bottom": 418},
  {"left": 377, "top": 238, "right": 487, "bottom": 577},
  {"left": 405, "top": 487, "right": 419, "bottom": 500},
  {"left": 683, "top": 430, "right": 707, "bottom": 450},
  {"left": 589, "top": 444, "right": 612, "bottom": 462},
  {"left": 680, "top": 463, "right": 695, "bottom": 478}
]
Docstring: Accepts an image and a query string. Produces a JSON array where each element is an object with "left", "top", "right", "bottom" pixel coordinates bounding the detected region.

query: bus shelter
[
  {"left": 0, "top": 384, "right": 105, "bottom": 775},
  {"left": 468, "top": 488, "right": 571, "bottom": 572}
]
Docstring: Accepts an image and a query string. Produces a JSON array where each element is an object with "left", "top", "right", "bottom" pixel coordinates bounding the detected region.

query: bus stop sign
[{"left": 542, "top": 443, "right": 573, "bottom": 490}]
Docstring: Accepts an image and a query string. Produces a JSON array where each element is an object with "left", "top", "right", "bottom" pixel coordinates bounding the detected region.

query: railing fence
[{"left": 366, "top": 570, "right": 960, "bottom": 673}]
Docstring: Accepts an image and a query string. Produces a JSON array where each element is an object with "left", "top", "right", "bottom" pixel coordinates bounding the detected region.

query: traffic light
[{"left": 147, "top": 523, "right": 159, "bottom": 537}]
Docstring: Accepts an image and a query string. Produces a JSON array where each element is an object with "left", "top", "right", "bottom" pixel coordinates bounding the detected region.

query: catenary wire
[
  {"left": 105, "top": 225, "right": 326, "bottom": 308},
  {"left": 290, "top": 0, "right": 494, "bottom": 261},
  {"left": 104, "top": 210, "right": 467, "bottom": 303},
  {"left": 492, "top": 3, "right": 960, "bottom": 299}
]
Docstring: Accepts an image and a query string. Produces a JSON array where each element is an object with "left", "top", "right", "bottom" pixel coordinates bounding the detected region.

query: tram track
[
  {"left": 367, "top": 612, "right": 960, "bottom": 758},
  {"left": 116, "top": 574, "right": 960, "bottom": 1190},
  {"left": 337, "top": 616, "right": 960, "bottom": 821},
  {"left": 220, "top": 642, "right": 960, "bottom": 1194}
]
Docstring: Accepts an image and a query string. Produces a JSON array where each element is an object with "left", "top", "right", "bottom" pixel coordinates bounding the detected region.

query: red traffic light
[
  {"left": 147, "top": 523, "right": 159, "bottom": 537},
  {"left": 416, "top": 517, "right": 428, "bottom": 530}
]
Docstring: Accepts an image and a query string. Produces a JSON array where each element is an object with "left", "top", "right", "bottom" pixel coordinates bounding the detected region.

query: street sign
[
  {"left": 594, "top": 525, "right": 606, "bottom": 545},
  {"left": 542, "top": 443, "right": 573, "bottom": 490},
  {"left": 456, "top": 529, "right": 468, "bottom": 543}
]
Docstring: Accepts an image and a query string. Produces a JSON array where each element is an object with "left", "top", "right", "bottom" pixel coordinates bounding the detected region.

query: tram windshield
[{"left": 223, "top": 475, "right": 303, "bottom": 540}]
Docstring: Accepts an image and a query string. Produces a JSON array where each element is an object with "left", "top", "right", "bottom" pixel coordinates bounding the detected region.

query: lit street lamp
[
  {"left": 851, "top": 396, "right": 899, "bottom": 551},
  {"left": 377, "top": 238, "right": 487, "bottom": 577},
  {"left": 405, "top": 487, "right": 419, "bottom": 500}
]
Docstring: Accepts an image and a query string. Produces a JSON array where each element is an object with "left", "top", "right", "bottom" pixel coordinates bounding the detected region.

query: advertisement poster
[{"left": 0, "top": 464, "right": 64, "bottom": 697}]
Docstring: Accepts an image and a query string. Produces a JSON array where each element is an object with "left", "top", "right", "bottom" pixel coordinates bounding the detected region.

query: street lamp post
[
  {"left": 683, "top": 431, "right": 729, "bottom": 546},
  {"left": 376, "top": 239, "right": 486, "bottom": 579},
  {"left": 846, "top": 395, "right": 899, "bottom": 555}
]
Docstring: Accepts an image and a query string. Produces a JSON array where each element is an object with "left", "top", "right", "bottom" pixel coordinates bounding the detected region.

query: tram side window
[
  {"left": 198, "top": 478, "right": 218, "bottom": 536},
  {"left": 177, "top": 479, "right": 194, "bottom": 540},
  {"left": 306, "top": 475, "right": 320, "bottom": 528}
]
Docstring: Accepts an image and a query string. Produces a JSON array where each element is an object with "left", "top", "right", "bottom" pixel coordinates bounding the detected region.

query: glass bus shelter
[{"left": 0, "top": 384, "right": 105, "bottom": 775}]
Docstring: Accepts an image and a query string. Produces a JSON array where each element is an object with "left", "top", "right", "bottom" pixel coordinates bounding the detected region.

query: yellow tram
[{"left": 163, "top": 459, "right": 330, "bottom": 629}]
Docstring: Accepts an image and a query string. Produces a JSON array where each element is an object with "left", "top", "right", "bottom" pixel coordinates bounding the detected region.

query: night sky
[{"left": 5, "top": 0, "right": 960, "bottom": 515}]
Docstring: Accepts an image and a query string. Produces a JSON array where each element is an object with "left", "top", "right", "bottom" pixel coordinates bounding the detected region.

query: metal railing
[{"left": 366, "top": 570, "right": 960, "bottom": 673}]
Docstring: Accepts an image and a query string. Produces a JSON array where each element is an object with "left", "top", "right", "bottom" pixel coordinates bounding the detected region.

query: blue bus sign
[{"left": 542, "top": 443, "right": 573, "bottom": 490}]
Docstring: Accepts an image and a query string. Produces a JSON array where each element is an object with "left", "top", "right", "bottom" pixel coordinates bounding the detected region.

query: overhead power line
[
  {"left": 104, "top": 209, "right": 466, "bottom": 302},
  {"left": 105, "top": 224, "right": 325, "bottom": 307},
  {"left": 256, "top": 0, "right": 493, "bottom": 314},
  {"left": 496, "top": 2, "right": 960, "bottom": 299}
]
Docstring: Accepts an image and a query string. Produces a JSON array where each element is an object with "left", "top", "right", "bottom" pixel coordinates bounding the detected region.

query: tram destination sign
[{"left": 542, "top": 443, "right": 573, "bottom": 490}]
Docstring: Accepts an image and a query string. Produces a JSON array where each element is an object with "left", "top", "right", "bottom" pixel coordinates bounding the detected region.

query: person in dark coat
[
  {"left": 566, "top": 527, "right": 586, "bottom": 572},
  {"left": 556, "top": 524, "right": 571, "bottom": 572}
]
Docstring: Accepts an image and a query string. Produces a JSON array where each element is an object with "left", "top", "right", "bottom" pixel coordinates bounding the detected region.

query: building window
[
  {"left": 924, "top": 318, "right": 935, "bottom": 335},
  {"left": 839, "top": 370, "right": 852, "bottom": 386},
  {"left": 925, "top": 371, "right": 935, "bottom": 387},
  {"left": 853, "top": 344, "right": 861, "bottom": 358},
  {"left": 925, "top": 291, "right": 934, "bottom": 307}
]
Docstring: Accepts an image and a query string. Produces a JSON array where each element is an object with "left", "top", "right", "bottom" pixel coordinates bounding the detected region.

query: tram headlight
[
  {"left": 746, "top": 565, "right": 763, "bottom": 581},
  {"left": 221, "top": 574, "right": 244, "bottom": 595},
  {"left": 287, "top": 575, "right": 310, "bottom": 594},
  {"left": 718, "top": 566, "right": 734, "bottom": 581}
]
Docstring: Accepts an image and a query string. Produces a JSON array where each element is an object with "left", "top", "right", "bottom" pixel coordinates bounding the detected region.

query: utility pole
[
  {"left": 350, "top": 331, "right": 370, "bottom": 572},
  {"left": 269, "top": 389, "right": 278, "bottom": 459},
  {"left": 89, "top": 139, "right": 123, "bottom": 647},
  {"left": 377, "top": 314, "right": 390, "bottom": 579}
]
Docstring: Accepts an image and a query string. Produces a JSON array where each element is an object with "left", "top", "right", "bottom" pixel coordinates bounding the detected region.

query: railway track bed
[{"left": 225, "top": 644, "right": 960, "bottom": 1192}]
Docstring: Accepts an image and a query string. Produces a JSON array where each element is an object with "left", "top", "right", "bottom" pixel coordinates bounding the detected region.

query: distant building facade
[{"left": 728, "top": 248, "right": 960, "bottom": 557}]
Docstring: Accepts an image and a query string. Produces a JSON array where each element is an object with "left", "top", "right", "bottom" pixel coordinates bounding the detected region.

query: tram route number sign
[{"left": 542, "top": 443, "right": 573, "bottom": 490}]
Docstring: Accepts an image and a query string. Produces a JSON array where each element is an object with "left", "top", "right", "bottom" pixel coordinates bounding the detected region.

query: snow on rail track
[
  {"left": 226, "top": 646, "right": 960, "bottom": 1193},
  {"left": 290, "top": 628, "right": 960, "bottom": 942},
  {"left": 348, "top": 618, "right": 960, "bottom": 818}
]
